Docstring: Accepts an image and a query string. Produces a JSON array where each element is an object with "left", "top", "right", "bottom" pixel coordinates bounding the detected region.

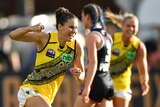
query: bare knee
[{"left": 25, "top": 96, "right": 51, "bottom": 107}]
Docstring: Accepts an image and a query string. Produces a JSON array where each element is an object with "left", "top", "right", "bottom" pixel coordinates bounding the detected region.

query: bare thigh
[
  {"left": 95, "top": 99, "right": 113, "bottom": 107},
  {"left": 113, "top": 97, "right": 130, "bottom": 107},
  {"left": 74, "top": 95, "right": 96, "bottom": 107},
  {"left": 25, "top": 96, "right": 51, "bottom": 107}
]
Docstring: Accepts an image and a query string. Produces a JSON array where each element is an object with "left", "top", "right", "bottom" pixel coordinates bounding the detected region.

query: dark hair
[
  {"left": 82, "top": 4, "right": 106, "bottom": 31},
  {"left": 55, "top": 7, "right": 77, "bottom": 29}
]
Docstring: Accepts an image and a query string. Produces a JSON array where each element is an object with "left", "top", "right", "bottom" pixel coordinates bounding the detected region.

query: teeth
[{"left": 128, "top": 31, "right": 133, "bottom": 36}]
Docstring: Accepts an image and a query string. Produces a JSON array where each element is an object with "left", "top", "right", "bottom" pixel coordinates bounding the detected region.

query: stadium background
[{"left": 0, "top": 0, "right": 160, "bottom": 107}]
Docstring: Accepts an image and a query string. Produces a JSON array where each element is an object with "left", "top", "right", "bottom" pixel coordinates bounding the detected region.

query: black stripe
[{"left": 37, "top": 33, "right": 51, "bottom": 53}]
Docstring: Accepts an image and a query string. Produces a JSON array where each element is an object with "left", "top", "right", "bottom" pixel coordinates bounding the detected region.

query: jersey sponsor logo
[
  {"left": 46, "top": 49, "right": 56, "bottom": 58},
  {"left": 62, "top": 53, "right": 73, "bottom": 62},
  {"left": 125, "top": 51, "right": 136, "bottom": 60}
]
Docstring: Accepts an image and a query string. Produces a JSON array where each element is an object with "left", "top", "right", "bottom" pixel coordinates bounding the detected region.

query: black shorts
[{"left": 89, "top": 71, "right": 114, "bottom": 102}]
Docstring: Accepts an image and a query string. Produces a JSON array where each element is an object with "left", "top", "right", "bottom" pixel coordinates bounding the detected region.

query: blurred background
[{"left": 0, "top": 0, "right": 160, "bottom": 107}]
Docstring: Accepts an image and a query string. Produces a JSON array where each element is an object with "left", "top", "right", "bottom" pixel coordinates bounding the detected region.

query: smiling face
[
  {"left": 122, "top": 17, "right": 139, "bottom": 38},
  {"left": 58, "top": 18, "right": 78, "bottom": 42}
]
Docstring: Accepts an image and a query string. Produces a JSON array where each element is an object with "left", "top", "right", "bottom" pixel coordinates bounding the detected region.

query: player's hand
[
  {"left": 81, "top": 88, "right": 90, "bottom": 103},
  {"left": 29, "top": 23, "right": 44, "bottom": 32},
  {"left": 70, "top": 68, "right": 85, "bottom": 80},
  {"left": 141, "top": 81, "right": 150, "bottom": 96}
]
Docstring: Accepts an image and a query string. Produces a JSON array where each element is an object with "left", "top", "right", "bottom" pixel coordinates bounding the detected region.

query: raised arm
[{"left": 9, "top": 23, "right": 49, "bottom": 51}]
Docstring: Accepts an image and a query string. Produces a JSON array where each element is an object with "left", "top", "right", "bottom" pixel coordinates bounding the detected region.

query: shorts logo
[
  {"left": 46, "top": 49, "right": 56, "bottom": 58},
  {"left": 26, "top": 91, "right": 30, "bottom": 95}
]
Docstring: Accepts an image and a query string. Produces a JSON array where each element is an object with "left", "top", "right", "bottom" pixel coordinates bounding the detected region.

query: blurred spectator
[
  {"left": 0, "top": 50, "right": 11, "bottom": 72},
  {"left": 2, "top": 35, "right": 21, "bottom": 72},
  {"left": 149, "top": 41, "right": 160, "bottom": 68},
  {"left": 144, "top": 39, "right": 157, "bottom": 70},
  {"left": 145, "top": 36, "right": 160, "bottom": 107},
  {"left": 150, "top": 40, "right": 160, "bottom": 107}
]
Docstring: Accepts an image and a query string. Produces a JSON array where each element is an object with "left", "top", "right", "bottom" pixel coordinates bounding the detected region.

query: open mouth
[
  {"left": 69, "top": 34, "right": 74, "bottom": 39},
  {"left": 128, "top": 31, "right": 133, "bottom": 36},
  {"left": 69, "top": 33, "right": 76, "bottom": 37}
]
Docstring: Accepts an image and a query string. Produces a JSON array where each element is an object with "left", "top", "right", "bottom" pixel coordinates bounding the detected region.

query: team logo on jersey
[
  {"left": 112, "top": 49, "right": 120, "bottom": 56},
  {"left": 46, "top": 49, "right": 56, "bottom": 58}
]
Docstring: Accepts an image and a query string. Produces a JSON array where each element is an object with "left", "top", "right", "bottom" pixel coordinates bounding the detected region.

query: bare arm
[
  {"left": 9, "top": 23, "right": 48, "bottom": 51},
  {"left": 71, "top": 40, "right": 85, "bottom": 81},
  {"left": 136, "top": 42, "right": 150, "bottom": 96},
  {"left": 81, "top": 32, "right": 100, "bottom": 103},
  {"left": 84, "top": 33, "right": 98, "bottom": 91}
]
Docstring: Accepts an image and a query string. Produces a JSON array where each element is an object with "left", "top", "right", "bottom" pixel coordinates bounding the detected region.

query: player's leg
[
  {"left": 95, "top": 99, "right": 113, "bottom": 107},
  {"left": 113, "top": 97, "right": 129, "bottom": 107},
  {"left": 25, "top": 96, "right": 51, "bottom": 107},
  {"left": 73, "top": 95, "right": 96, "bottom": 107},
  {"left": 113, "top": 90, "right": 132, "bottom": 107},
  {"left": 17, "top": 87, "right": 51, "bottom": 107}
]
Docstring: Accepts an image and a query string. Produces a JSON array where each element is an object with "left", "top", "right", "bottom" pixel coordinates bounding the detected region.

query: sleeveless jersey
[
  {"left": 96, "top": 32, "right": 113, "bottom": 73},
  {"left": 21, "top": 32, "right": 76, "bottom": 104},
  {"left": 91, "top": 27, "right": 113, "bottom": 72},
  {"left": 110, "top": 32, "right": 140, "bottom": 90},
  {"left": 88, "top": 30, "right": 114, "bottom": 102}
]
